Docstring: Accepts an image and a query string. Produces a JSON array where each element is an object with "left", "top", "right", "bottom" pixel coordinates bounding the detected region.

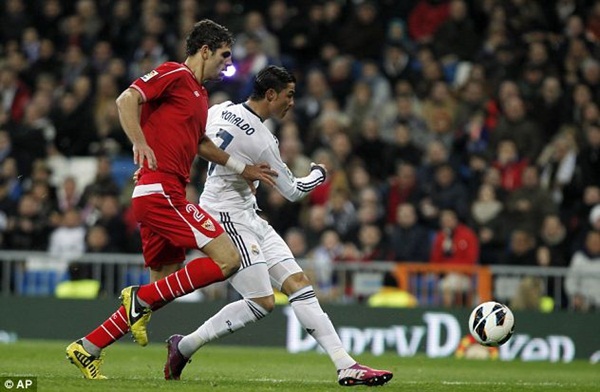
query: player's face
[
  {"left": 270, "top": 83, "right": 295, "bottom": 119},
  {"left": 205, "top": 44, "right": 233, "bottom": 80}
]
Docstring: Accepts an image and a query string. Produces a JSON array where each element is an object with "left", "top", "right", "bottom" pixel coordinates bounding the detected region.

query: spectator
[
  {"left": 56, "top": 176, "right": 81, "bottom": 213},
  {"left": 433, "top": 0, "right": 480, "bottom": 62},
  {"left": 429, "top": 208, "right": 479, "bottom": 307},
  {"left": 344, "top": 199, "right": 384, "bottom": 244},
  {"left": 308, "top": 229, "right": 343, "bottom": 301},
  {"left": 505, "top": 165, "right": 557, "bottom": 233},
  {"left": 469, "top": 183, "right": 507, "bottom": 265},
  {"left": 490, "top": 95, "right": 543, "bottom": 162},
  {"left": 353, "top": 118, "right": 390, "bottom": 181},
  {"left": 0, "top": 176, "right": 17, "bottom": 248},
  {"left": 1, "top": 157, "right": 24, "bottom": 202},
  {"left": 385, "top": 122, "right": 423, "bottom": 168},
  {"left": 5, "top": 193, "right": 49, "bottom": 250},
  {"left": 344, "top": 81, "right": 378, "bottom": 141},
  {"left": 356, "top": 224, "right": 392, "bottom": 262},
  {"left": 336, "top": 2, "right": 386, "bottom": 60},
  {"left": 327, "top": 55, "right": 355, "bottom": 109},
  {"left": 51, "top": 90, "right": 96, "bottom": 157},
  {"left": 283, "top": 227, "right": 309, "bottom": 259},
  {"left": 421, "top": 81, "right": 457, "bottom": 152},
  {"left": 302, "top": 204, "right": 329, "bottom": 250},
  {"left": 324, "top": 188, "right": 357, "bottom": 241},
  {"left": 0, "top": 130, "right": 30, "bottom": 182},
  {"left": 420, "top": 163, "right": 470, "bottom": 225},
  {"left": 538, "top": 130, "right": 579, "bottom": 208},
  {"left": 388, "top": 203, "right": 432, "bottom": 262},
  {"left": 565, "top": 230, "right": 600, "bottom": 311},
  {"left": 233, "top": 11, "right": 279, "bottom": 61},
  {"left": 278, "top": 122, "right": 311, "bottom": 178},
  {"left": 94, "top": 194, "right": 128, "bottom": 252},
  {"left": 502, "top": 229, "right": 538, "bottom": 267},
  {"left": 537, "top": 213, "right": 572, "bottom": 306},
  {"left": 80, "top": 156, "right": 120, "bottom": 205},
  {"left": 491, "top": 139, "right": 528, "bottom": 192},
  {"left": 531, "top": 76, "right": 567, "bottom": 141},
  {"left": 408, "top": 0, "right": 451, "bottom": 45},
  {"left": 381, "top": 95, "right": 429, "bottom": 151},
  {"left": 48, "top": 207, "right": 86, "bottom": 259},
  {"left": 381, "top": 43, "right": 413, "bottom": 87},
  {"left": 294, "top": 68, "right": 331, "bottom": 134},
  {"left": 383, "top": 162, "right": 423, "bottom": 225},
  {"left": 234, "top": 33, "right": 270, "bottom": 100},
  {"left": 0, "top": 0, "right": 31, "bottom": 43},
  {"left": 0, "top": 65, "right": 31, "bottom": 124}
]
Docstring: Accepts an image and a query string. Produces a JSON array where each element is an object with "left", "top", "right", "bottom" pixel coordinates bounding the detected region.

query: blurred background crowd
[{"left": 0, "top": 0, "right": 599, "bottom": 309}]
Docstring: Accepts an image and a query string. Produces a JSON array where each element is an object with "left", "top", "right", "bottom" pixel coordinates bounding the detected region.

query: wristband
[
  {"left": 311, "top": 164, "right": 326, "bottom": 178},
  {"left": 225, "top": 156, "right": 246, "bottom": 174}
]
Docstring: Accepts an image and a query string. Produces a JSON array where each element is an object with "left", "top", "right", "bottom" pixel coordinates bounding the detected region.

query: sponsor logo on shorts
[{"left": 251, "top": 244, "right": 259, "bottom": 255}]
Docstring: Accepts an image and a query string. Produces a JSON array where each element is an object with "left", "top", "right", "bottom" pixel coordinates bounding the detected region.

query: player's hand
[
  {"left": 310, "top": 162, "right": 327, "bottom": 179},
  {"left": 241, "top": 162, "right": 278, "bottom": 193},
  {"left": 132, "top": 168, "right": 142, "bottom": 183},
  {"left": 133, "top": 143, "right": 157, "bottom": 170}
]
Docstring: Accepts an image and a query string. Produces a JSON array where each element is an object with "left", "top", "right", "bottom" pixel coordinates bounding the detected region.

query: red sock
[
  {"left": 137, "top": 257, "right": 225, "bottom": 308},
  {"left": 85, "top": 306, "right": 129, "bottom": 349}
]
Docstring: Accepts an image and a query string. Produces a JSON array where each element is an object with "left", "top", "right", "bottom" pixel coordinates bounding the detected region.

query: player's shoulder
[{"left": 139, "top": 62, "right": 190, "bottom": 82}]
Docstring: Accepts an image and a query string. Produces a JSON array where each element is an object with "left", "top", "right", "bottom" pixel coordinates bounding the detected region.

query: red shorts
[{"left": 132, "top": 172, "right": 224, "bottom": 269}]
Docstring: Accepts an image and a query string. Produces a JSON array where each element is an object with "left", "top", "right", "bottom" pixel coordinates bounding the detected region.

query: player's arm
[
  {"left": 197, "top": 135, "right": 277, "bottom": 188},
  {"left": 115, "top": 88, "right": 157, "bottom": 170},
  {"left": 261, "top": 145, "right": 326, "bottom": 202}
]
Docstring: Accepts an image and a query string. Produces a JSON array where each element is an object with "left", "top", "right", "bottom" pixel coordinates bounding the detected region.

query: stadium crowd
[{"left": 0, "top": 0, "right": 599, "bottom": 309}]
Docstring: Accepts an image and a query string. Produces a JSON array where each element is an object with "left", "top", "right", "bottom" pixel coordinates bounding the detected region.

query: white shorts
[{"left": 205, "top": 207, "right": 302, "bottom": 298}]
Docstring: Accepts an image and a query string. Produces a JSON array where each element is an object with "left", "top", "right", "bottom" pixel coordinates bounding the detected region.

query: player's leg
[
  {"left": 265, "top": 221, "right": 394, "bottom": 387},
  {"left": 278, "top": 269, "right": 393, "bottom": 386},
  {"left": 65, "top": 227, "right": 181, "bottom": 378},
  {"left": 165, "top": 210, "right": 272, "bottom": 380},
  {"left": 121, "top": 195, "right": 241, "bottom": 345},
  {"left": 165, "top": 264, "right": 273, "bottom": 379},
  {"left": 66, "top": 199, "right": 239, "bottom": 377}
]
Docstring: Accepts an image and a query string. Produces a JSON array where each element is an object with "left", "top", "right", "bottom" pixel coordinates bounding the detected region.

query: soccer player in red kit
[{"left": 66, "top": 19, "right": 276, "bottom": 380}]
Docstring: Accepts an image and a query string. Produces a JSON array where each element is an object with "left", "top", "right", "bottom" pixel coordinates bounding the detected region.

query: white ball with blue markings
[{"left": 468, "top": 301, "right": 515, "bottom": 347}]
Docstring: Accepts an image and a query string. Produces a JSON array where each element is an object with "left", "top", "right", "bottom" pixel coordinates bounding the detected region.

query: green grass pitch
[{"left": 0, "top": 340, "right": 598, "bottom": 391}]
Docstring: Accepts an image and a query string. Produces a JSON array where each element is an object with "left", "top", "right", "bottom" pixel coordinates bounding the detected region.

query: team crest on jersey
[
  {"left": 251, "top": 244, "right": 260, "bottom": 255},
  {"left": 201, "top": 219, "right": 216, "bottom": 232},
  {"left": 140, "top": 70, "right": 158, "bottom": 82}
]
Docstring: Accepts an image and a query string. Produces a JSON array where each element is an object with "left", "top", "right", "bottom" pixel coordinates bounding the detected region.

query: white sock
[
  {"left": 178, "top": 299, "right": 268, "bottom": 358},
  {"left": 289, "top": 286, "right": 355, "bottom": 370}
]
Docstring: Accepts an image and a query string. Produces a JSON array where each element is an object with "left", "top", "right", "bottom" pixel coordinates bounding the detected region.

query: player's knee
[
  {"left": 221, "top": 253, "right": 240, "bottom": 277},
  {"left": 281, "top": 272, "right": 311, "bottom": 296},
  {"left": 253, "top": 296, "right": 275, "bottom": 313},
  {"left": 212, "top": 246, "right": 241, "bottom": 277}
]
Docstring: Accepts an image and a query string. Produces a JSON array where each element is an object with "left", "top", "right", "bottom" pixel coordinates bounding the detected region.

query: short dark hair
[
  {"left": 185, "top": 19, "right": 234, "bottom": 56},
  {"left": 250, "top": 65, "right": 296, "bottom": 100}
]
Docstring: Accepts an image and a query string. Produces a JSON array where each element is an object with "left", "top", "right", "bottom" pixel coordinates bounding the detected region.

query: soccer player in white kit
[{"left": 163, "top": 66, "right": 393, "bottom": 387}]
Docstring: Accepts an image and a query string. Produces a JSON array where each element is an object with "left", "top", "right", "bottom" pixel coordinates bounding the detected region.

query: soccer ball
[{"left": 468, "top": 301, "right": 515, "bottom": 347}]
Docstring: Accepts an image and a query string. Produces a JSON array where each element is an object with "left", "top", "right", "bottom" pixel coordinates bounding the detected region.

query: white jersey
[{"left": 200, "top": 100, "right": 325, "bottom": 212}]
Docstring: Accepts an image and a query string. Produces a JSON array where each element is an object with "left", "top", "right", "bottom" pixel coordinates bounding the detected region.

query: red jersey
[
  {"left": 130, "top": 62, "right": 208, "bottom": 183},
  {"left": 430, "top": 224, "right": 479, "bottom": 265}
]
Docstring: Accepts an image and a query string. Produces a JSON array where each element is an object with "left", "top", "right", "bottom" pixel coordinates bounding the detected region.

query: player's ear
[{"left": 199, "top": 45, "right": 210, "bottom": 60}]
